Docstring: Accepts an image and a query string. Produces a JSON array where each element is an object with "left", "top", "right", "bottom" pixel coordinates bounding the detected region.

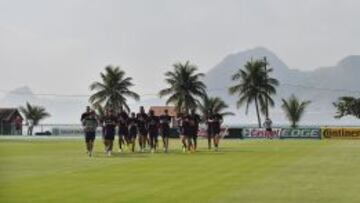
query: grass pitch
[{"left": 1, "top": 137, "right": 360, "bottom": 203}]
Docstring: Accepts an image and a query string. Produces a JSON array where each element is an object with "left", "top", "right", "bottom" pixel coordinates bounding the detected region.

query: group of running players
[{"left": 81, "top": 106, "right": 223, "bottom": 157}]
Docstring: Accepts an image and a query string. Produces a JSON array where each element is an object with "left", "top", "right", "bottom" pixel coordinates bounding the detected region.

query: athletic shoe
[
  {"left": 107, "top": 151, "right": 112, "bottom": 156},
  {"left": 182, "top": 147, "right": 186, "bottom": 153},
  {"left": 151, "top": 149, "right": 155, "bottom": 154}
]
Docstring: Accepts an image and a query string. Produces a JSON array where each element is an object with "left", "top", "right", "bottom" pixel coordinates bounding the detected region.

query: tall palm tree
[
  {"left": 197, "top": 94, "right": 234, "bottom": 122},
  {"left": 229, "top": 59, "right": 279, "bottom": 127},
  {"left": 281, "top": 94, "right": 311, "bottom": 128},
  {"left": 19, "top": 102, "right": 50, "bottom": 135},
  {"left": 92, "top": 103, "right": 106, "bottom": 121},
  {"left": 89, "top": 65, "right": 140, "bottom": 113},
  {"left": 159, "top": 61, "right": 206, "bottom": 113},
  {"left": 333, "top": 96, "right": 360, "bottom": 119}
]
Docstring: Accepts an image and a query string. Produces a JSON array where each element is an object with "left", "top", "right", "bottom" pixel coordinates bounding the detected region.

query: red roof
[
  {"left": 0, "top": 108, "right": 23, "bottom": 122},
  {"left": 149, "top": 106, "right": 176, "bottom": 117}
]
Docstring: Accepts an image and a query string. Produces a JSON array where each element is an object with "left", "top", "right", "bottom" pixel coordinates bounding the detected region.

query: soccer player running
[
  {"left": 128, "top": 112, "right": 138, "bottom": 152},
  {"left": 210, "top": 112, "right": 223, "bottom": 151},
  {"left": 81, "top": 106, "right": 92, "bottom": 125},
  {"left": 160, "top": 109, "right": 171, "bottom": 153},
  {"left": 82, "top": 111, "right": 98, "bottom": 157},
  {"left": 182, "top": 113, "right": 193, "bottom": 152},
  {"left": 118, "top": 107, "right": 129, "bottom": 152},
  {"left": 98, "top": 113, "right": 106, "bottom": 147},
  {"left": 148, "top": 110, "right": 160, "bottom": 153},
  {"left": 206, "top": 111, "right": 214, "bottom": 150},
  {"left": 103, "top": 109, "right": 117, "bottom": 156},
  {"left": 81, "top": 106, "right": 92, "bottom": 154},
  {"left": 189, "top": 109, "right": 201, "bottom": 151},
  {"left": 176, "top": 113, "right": 186, "bottom": 152},
  {"left": 137, "top": 106, "right": 149, "bottom": 152}
]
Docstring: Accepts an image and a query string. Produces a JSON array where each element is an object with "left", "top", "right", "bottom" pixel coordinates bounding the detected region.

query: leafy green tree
[
  {"left": 89, "top": 66, "right": 140, "bottom": 113},
  {"left": 92, "top": 103, "right": 106, "bottom": 121},
  {"left": 19, "top": 102, "right": 50, "bottom": 135},
  {"left": 333, "top": 96, "right": 360, "bottom": 119},
  {"left": 197, "top": 94, "right": 234, "bottom": 122},
  {"left": 281, "top": 94, "right": 311, "bottom": 128},
  {"left": 229, "top": 59, "right": 279, "bottom": 127},
  {"left": 159, "top": 61, "right": 206, "bottom": 113}
]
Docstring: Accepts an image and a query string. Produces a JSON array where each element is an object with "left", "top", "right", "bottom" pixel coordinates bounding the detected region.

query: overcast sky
[{"left": 0, "top": 0, "right": 359, "bottom": 97}]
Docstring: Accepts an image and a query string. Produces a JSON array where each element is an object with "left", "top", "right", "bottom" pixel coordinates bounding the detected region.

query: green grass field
[{"left": 1, "top": 137, "right": 360, "bottom": 203}]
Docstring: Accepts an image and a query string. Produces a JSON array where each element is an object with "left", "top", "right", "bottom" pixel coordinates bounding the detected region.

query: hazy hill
[
  {"left": 1, "top": 47, "right": 359, "bottom": 126},
  {"left": 204, "top": 47, "right": 360, "bottom": 126},
  {"left": 0, "top": 86, "right": 88, "bottom": 123}
]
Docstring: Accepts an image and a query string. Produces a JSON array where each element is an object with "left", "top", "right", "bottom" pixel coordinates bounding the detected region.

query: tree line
[{"left": 19, "top": 58, "right": 360, "bottom": 135}]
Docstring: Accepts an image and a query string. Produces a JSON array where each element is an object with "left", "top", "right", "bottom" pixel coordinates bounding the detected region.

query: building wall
[{"left": 0, "top": 121, "right": 22, "bottom": 135}]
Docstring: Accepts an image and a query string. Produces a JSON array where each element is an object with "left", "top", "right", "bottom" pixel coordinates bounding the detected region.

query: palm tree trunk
[
  {"left": 30, "top": 126, "right": 33, "bottom": 136},
  {"left": 184, "top": 99, "right": 189, "bottom": 114},
  {"left": 255, "top": 97, "right": 262, "bottom": 128}
]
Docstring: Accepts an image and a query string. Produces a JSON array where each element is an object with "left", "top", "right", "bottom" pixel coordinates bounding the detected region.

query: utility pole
[{"left": 264, "top": 56, "right": 269, "bottom": 119}]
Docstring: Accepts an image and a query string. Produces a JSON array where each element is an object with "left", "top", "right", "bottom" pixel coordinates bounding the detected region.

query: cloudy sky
[{"left": 0, "top": 0, "right": 359, "bottom": 97}]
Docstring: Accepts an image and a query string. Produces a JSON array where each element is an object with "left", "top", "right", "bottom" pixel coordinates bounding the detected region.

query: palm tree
[
  {"left": 19, "top": 102, "right": 50, "bottom": 135},
  {"left": 281, "top": 94, "right": 311, "bottom": 128},
  {"left": 89, "top": 65, "right": 140, "bottom": 113},
  {"left": 159, "top": 61, "right": 206, "bottom": 113},
  {"left": 333, "top": 96, "right": 360, "bottom": 119},
  {"left": 229, "top": 59, "right": 279, "bottom": 127},
  {"left": 197, "top": 94, "right": 234, "bottom": 122},
  {"left": 92, "top": 103, "right": 106, "bottom": 121}
]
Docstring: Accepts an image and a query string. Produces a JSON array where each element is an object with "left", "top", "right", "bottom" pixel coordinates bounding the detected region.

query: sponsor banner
[
  {"left": 322, "top": 128, "right": 360, "bottom": 139},
  {"left": 226, "top": 128, "right": 243, "bottom": 139},
  {"left": 198, "top": 127, "right": 228, "bottom": 138},
  {"left": 52, "top": 127, "right": 103, "bottom": 136},
  {"left": 280, "top": 128, "right": 321, "bottom": 139},
  {"left": 243, "top": 128, "right": 281, "bottom": 139}
]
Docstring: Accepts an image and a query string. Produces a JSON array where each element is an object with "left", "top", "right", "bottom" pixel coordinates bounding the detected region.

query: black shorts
[
  {"left": 129, "top": 127, "right": 137, "bottom": 139},
  {"left": 104, "top": 128, "right": 115, "bottom": 140},
  {"left": 183, "top": 129, "right": 192, "bottom": 138},
  {"left": 192, "top": 127, "right": 199, "bottom": 139},
  {"left": 161, "top": 127, "right": 170, "bottom": 138},
  {"left": 207, "top": 128, "right": 219, "bottom": 137},
  {"left": 266, "top": 128, "right": 272, "bottom": 132},
  {"left": 85, "top": 131, "right": 96, "bottom": 142},
  {"left": 139, "top": 128, "right": 148, "bottom": 136},
  {"left": 149, "top": 130, "right": 159, "bottom": 139},
  {"left": 182, "top": 127, "right": 192, "bottom": 137},
  {"left": 207, "top": 128, "right": 213, "bottom": 137},
  {"left": 118, "top": 127, "right": 128, "bottom": 136}
]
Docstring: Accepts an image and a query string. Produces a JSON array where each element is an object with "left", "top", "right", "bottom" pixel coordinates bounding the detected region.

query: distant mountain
[
  {"left": 1, "top": 47, "right": 359, "bottom": 126},
  {"left": 0, "top": 86, "right": 88, "bottom": 123},
  {"left": 2, "top": 86, "right": 36, "bottom": 103},
  {"left": 204, "top": 47, "right": 360, "bottom": 126}
]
